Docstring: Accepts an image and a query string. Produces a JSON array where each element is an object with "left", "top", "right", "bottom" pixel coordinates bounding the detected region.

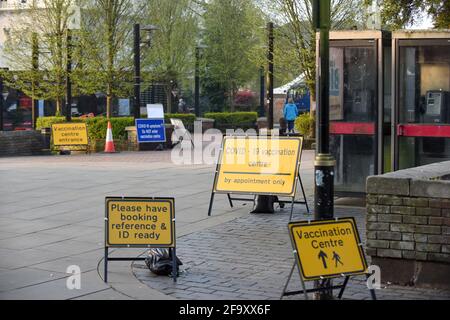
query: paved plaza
[{"left": 0, "top": 150, "right": 449, "bottom": 300}]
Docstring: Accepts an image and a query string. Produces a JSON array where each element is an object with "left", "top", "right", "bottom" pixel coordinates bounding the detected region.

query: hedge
[
  {"left": 36, "top": 113, "right": 197, "bottom": 141},
  {"left": 203, "top": 112, "right": 257, "bottom": 130},
  {"left": 36, "top": 116, "right": 82, "bottom": 129},
  {"left": 36, "top": 116, "right": 133, "bottom": 141},
  {"left": 86, "top": 117, "right": 134, "bottom": 140},
  {"left": 164, "top": 113, "right": 196, "bottom": 128}
]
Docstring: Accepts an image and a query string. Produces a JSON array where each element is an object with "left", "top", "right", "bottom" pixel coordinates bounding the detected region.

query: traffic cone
[{"left": 104, "top": 121, "right": 116, "bottom": 153}]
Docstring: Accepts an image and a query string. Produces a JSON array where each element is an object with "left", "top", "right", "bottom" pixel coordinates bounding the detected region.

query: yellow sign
[
  {"left": 288, "top": 218, "right": 367, "bottom": 280},
  {"left": 105, "top": 197, "right": 175, "bottom": 247},
  {"left": 214, "top": 136, "right": 302, "bottom": 196},
  {"left": 52, "top": 123, "right": 88, "bottom": 146}
]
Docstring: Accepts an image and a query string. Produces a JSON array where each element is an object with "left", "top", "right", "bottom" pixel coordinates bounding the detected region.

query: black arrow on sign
[{"left": 318, "top": 250, "right": 328, "bottom": 269}]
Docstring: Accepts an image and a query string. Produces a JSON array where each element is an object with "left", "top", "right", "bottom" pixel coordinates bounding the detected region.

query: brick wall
[
  {"left": 0, "top": 131, "right": 49, "bottom": 157},
  {"left": 366, "top": 195, "right": 450, "bottom": 263},
  {"left": 366, "top": 161, "right": 450, "bottom": 288}
]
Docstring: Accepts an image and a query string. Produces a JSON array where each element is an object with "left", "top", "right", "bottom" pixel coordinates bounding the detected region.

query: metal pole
[
  {"left": 32, "top": 33, "right": 39, "bottom": 129},
  {"left": 65, "top": 29, "right": 72, "bottom": 122},
  {"left": 267, "top": 22, "right": 274, "bottom": 130},
  {"left": 0, "top": 76, "right": 3, "bottom": 131},
  {"left": 194, "top": 46, "right": 200, "bottom": 117},
  {"left": 259, "top": 66, "right": 265, "bottom": 117},
  {"left": 133, "top": 24, "right": 141, "bottom": 119},
  {"left": 313, "top": 0, "right": 334, "bottom": 300}
]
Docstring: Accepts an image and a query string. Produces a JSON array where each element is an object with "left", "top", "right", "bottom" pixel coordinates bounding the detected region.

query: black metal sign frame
[
  {"left": 281, "top": 217, "right": 376, "bottom": 300},
  {"left": 103, "top": 196, "right": 177, "bottom": 283},
  {"left": 207, "top": 135, "right": 309, "bottom": 220}
]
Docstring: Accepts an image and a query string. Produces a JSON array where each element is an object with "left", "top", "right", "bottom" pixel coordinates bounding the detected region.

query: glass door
[
  {"left": 395, "top": 40, "right": 450, "bottom": 170},
  {"left": 329, "top": 41, "right": 378, "bottom": 194}
]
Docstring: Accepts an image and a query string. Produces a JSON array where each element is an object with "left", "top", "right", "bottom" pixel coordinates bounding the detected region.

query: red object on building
[
  {"left": 397, "top": 124, "right": 450, "bottom": 138},
  {"left": 19, "top": 97, "right": 32, "bottom": 109},
  {"left": 330, "top": 122, "right": 375, "bottom": 135}
]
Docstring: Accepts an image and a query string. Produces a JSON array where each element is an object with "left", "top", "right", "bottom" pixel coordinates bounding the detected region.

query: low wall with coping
[
  {"left": 366, "top": 161, "right": 450, "bottom": 289},
  {"left": 0, "top": 130, "right": 49, "bottom": 157}
]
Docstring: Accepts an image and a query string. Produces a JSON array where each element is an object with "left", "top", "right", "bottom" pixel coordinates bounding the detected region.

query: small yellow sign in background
[
  {"left": 52, "top": 123, "right": 88, "bottom": 146},
  {"left": 106, "top": 198, "right": 175, "bottom": 247},
  {"left": 214, "top": 136, "right": 302, "bottom": 196},
  {"left": 288, "top": 218, "right": 367, "bottom": 280}
]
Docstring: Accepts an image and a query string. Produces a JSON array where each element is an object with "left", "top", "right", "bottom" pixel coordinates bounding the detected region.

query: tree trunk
[
  {"left": 230, "top": 89, "right": 235, "bottom": 112},
  {"left": 165, "top": 85, "right": 173, "bottom": 113},
  {"left": 106, "top": 95, "right": 112, "bottom": 119},
  {"left": 56, "top": 99, "right": 61, "bottom": 116}
]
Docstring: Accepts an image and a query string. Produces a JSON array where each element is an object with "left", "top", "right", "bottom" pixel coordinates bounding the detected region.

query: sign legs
[
  {"left": 298, "top": 173, "right": 310, "bottom": 213},
  {"left": 171, "top": 247, "right": 177, "bottom": 283},
  {"left": 337, "top": 276, "right": 350, "bottom": 299},
  {"left": 289, "top": 196, "right": 295, "bottom": 221},
  {"left": 366, "top": 273, "right": 377, "bottom": 300},
  {"left": 280, "top": 262, "right": 296, "bottom": 299},
  {"left": 104, "top": 247, "right": 109, "bottom": 283},
  {"left": 207, "top": 192, "right": 215, "bottom": 216},
  {"left": 280, "top": 261, "right": 309, "bottom": 300},
  {"left": 227, "top": 193, "right": 234, "bottom": 208}
]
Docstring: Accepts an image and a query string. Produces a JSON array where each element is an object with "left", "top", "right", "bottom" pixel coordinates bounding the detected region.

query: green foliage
[
  {"left": 36, "top": 116, "right": 134, "bottom": 141},
  {"left": 202, "top": 0, "right": 265, "bottom": 111},
  {"left": 204, "top": 112, "right": 257, "bottom": 130},
  {"left": 1, "top": 0, "right": 78, "bottom": 115},
  {"left": 37, "top": 114, "right": 197, "bottom": 142},
  {"left": 164, "top": 113, "right": 196, "bottom": 127},
  {"left": 143, "top": 0, "right": 198, "bottom": 99},
  {"left": 269, "top": 0, "right": 365, "bottom": 98},
  {"left": 139, "top": 0, "right": 199, "bottom": 113},
  {"left": 84, "top": 117, "right": 134, "bottom": 141},
  {"left": 294, "top": 112, "right": 315, "bottom": 138},
  {"left": 36, "top": 116, "right": 82, "bottom": 129},
  {"left": 74, "top": 0, "right": 138, "bottom": 117},
  {"left": 368, "top": 0, "right": 450, "bottom": 29}
]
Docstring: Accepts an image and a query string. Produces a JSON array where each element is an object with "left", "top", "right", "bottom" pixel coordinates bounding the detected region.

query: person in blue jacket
[{"left": 283, "top": 97, "right": 298, "bottom": 133}]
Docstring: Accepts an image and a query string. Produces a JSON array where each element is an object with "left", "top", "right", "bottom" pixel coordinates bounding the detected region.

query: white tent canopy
[{"left": 273, "top": 74, "right": 305, "bottom": 95}]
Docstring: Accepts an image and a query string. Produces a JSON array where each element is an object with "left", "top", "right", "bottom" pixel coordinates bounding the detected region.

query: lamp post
[
  {"left": 65, "top": 6, "right": 80, "bottom": 122},
  {"left": 133, "top": 23, "right": 158, "bottom": 119},
  {"left": 133, "top": 24, "right": 141, "bottom": 119},
  {"left": 194, "top": 44, "right": 207, "bottom": 117},
  {"left": 0, "top": 69, "right": 6, "bottom": 131},
  {"left": 65, "top": 29, "right": 72, "bottom": 122},
  {"left": 313, "top": 0, "right": 335, "bottom": 300},
  {"left": 259, "top": 66, "right": 265, "bottom": 117},
  {"left": 0, "top": 78, "right": 3, "bottom": 131},
  {"left": 252, "top": 24, "right": 275, "bottom": 214},
  {"left": 31, "top": 33, "right": 39, "bottom": 128},
  {"left": 267, "top": 22, "right": 274, "bottom": 130},
  {"left": 0, "top": 67, "right": 10, "bottom": 131},
  {"left": 194, "top": 46, "right": 200, "bottom": 117},
  {"left": 252, "top": 22, "right": 277, "bottom": 213}
]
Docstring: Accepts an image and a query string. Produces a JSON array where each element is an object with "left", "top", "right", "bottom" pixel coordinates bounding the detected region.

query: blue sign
[{"left": 135, "top": 119, "right": 166, "bottom": 143}]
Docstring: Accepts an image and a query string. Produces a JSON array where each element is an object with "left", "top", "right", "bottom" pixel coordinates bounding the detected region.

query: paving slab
[
  {"left": 133, "top": 206, "right": 450, "bottom": 300},
  {"left": 1, "top": 150, "right": 446, "bottom": 300},
  {"left": 0, "top": 267, "right": 67, "bottom": 292},
  {"left": 0, "top": 151, "right": 274, "bottom": 299}
]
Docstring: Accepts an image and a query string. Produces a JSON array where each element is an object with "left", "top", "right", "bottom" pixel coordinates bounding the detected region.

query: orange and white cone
[{"left": 104, "top": 121, "right": 116, "bottom": 153}]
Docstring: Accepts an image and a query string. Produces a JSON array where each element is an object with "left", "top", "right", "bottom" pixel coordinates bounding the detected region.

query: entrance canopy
[{"left": 274, "top": 74, "right": 305, "bottom": 95}]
